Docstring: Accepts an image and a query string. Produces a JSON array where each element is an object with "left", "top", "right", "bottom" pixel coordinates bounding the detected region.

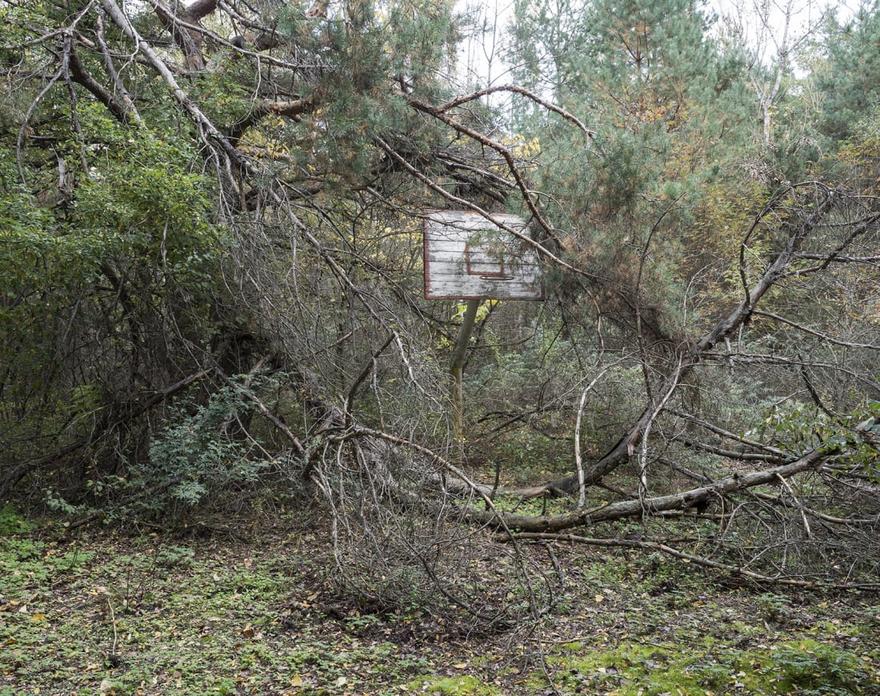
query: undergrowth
[{"left": 1, "top": 511, "right": 877, "bottom": 695}]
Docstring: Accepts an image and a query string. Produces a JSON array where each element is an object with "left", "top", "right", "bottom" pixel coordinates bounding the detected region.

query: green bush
[
  {"left": 60, "top": 380, "right": 277, "bottom": 525},
  {"left": 0, "top": 505, "right": 29, "bottom": 536},
  {"left": 135, "top": 384, "right": 268, "bottom": 515}
]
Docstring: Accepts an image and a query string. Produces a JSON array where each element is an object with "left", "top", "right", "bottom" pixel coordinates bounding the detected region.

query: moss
[
  {"left": 559, "top": 640, "right": 584, "bottom": 652},
  {"left": 404, "top": 675, "right": 500, "bottom": 695},
  {"left": 530, "top": 638, "right": 878, "bottom": 695}
]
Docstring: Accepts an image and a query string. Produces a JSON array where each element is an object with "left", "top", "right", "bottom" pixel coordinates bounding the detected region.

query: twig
[
  {"left": 106, "top": 597, "right": 119, "bottom": 664},
  {"left": 502, "top": 533, "right": 880, "bottom": 591},
  {"left": 574, "top": 361, "right": 623, "bottom": 508}
]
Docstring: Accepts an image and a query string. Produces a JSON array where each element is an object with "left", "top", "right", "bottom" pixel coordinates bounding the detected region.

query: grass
[{"left": 1, "top": 505, "right": 878, "bottom": 695}]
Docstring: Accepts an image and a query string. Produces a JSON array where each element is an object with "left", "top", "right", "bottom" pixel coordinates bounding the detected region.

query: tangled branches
[{"left": 1, "top": 0, "right": 878, "bottom": 632}]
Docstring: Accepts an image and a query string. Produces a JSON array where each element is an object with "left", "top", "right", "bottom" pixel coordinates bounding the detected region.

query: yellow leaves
[
  {"left": 238, "top": 122, "right": 293, "bottom": 160},
  {"left": 475, "top": 299, "right": 498, "bottom": 322},
  {"left": 683, "top": 180, "right": 769, "bottom": 309},
  {"left": 451, "top": 299, "right": 498, "bottom": 323},
  {"left": 513, "top": 136, "right": 542, "bottom": 159},
  {"left": 837, "top": 132, "right": 880, "bottom": 190},
  {"left": 641, "top": 103, "right": 670, "bottom": 124},
  {"left": 298, "top": 591, "right": 321, "bottom": 609}
]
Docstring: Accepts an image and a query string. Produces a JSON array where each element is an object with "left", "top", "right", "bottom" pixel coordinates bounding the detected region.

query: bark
[
  {"left": 450, "top": 299, "right": 480, "bottom": 446},
  {"left": 151, "top": 0, "right": 219, "bottom": 71},
  {"left": 226, "top": 96, "right": 316, "bottom": 142},
  {"left": 68, "top": 50, "right": 137, "bottom": 124}
]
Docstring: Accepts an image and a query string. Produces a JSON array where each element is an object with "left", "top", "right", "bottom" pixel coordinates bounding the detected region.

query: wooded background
[{"left": 1, "top": 0, "right": 879, "bottom": 620}]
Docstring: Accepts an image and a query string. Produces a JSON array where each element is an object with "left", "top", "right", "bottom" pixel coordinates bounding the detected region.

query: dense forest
[{"left": 1, "top": 0, "right": 879, "bottom": 693}]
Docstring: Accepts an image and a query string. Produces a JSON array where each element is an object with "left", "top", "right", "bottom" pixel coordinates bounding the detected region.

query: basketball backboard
[{"left": 423, "top": 211, "right": 544, "bottom": 300}]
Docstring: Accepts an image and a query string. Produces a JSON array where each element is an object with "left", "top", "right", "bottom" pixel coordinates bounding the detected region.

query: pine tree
[{"left": 815, "top": 1, "right": 880, "bottom": 144}]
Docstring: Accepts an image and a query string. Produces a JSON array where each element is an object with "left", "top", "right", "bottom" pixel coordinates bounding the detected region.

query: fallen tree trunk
[
  {"left": 464, "top": 447, "right": 835, "bottom": 532},
  {"left": 345, "top": 425, "right": 838, "bottom": 534},
  {"left": 536, "top": 185, "right": 840, "bottom": 495}
]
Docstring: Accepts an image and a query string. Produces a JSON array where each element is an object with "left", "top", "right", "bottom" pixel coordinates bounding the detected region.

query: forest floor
[{"left": 1, "top": 504, "right": 879, "bottom": 696}]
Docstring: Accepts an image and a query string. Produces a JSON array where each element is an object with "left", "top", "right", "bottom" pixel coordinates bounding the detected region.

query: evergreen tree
[
  {"left": 509, "top": 0, "right": 760, "bottom": 338},
  {"left": 815, "top": 1, "right": 880, "bottom": 144}
]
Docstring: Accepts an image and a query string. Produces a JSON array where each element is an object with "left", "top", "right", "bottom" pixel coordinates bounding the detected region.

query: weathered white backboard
[{"left": 423, "top": 211, "right": 544, "bottom": 300}]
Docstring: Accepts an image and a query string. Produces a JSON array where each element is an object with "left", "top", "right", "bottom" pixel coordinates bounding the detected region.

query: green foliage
[
  {"left": 134, "top": 383, "right": 267, "bottom": 515},
  {"left": 0, "top": 505, "right": 30, "bottom": 536},
  {"left": 767, "top": 640, "right": 871, "bottom": 694},
  {"left": 815, "top": 2, "right": 880, "bottom": 143},
  {"left": 32, "top": 378, "right": 278, "bottom": 524},
  {"left": 405, "top": 675, "right": 500, "bottom": 695},
  {"left": 0, "top": 0, "right": 878, "bottom": 610},
  {"left": 2, "top": 521, "right": 878, "bottom": 695},
  {"left": 0, "top": 121, "right": 225, "bottom": 481},
  {"left": 508, "top": 0, "right": 764, "bottom": 341},
  {"left": 44, "top": 488, "right": 89, "bottom": 517},
  {"left": 489, "top": 429, "right": 567, "bottom": 480},
  {"left": 155, "top": 544, "right": 196, "bottom": 568},
  {"left": 752, "top": 398, "right": 880, "bottom": 477},
  {"left": 757, "top": 592, "right": 793, "bottom": 624},
  {"left": 0, "top": 536, "right": 94, "bottom": 597}
]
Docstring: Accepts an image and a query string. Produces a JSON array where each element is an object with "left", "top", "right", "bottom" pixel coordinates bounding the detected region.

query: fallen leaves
[{"left": 2, "top": 528, "right": 878, "bottom": 695}]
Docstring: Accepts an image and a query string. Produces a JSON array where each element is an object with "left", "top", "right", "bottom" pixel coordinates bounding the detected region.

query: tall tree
[{"left": 815, "top": 1, "right": 880, "bottom": 144}]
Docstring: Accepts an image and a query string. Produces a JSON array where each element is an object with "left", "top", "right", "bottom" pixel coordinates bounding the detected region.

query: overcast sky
[{"left": 454, "top": 0, "right": 861, "bottom": 88}]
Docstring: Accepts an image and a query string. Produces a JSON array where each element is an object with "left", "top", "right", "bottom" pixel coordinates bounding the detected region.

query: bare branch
[
  {"left": 503, "top": 533, "right": 879, "bottom": 590},
  {"left": 437, "top": 85, "right": 595, "bottom": 138}
]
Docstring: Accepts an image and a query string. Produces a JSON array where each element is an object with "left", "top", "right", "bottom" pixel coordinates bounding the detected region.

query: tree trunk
[{"left": 450, "top": 299, "right": 480, "bottom": 449}]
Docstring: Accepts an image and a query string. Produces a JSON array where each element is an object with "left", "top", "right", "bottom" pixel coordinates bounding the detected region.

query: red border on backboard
[{"left": 464, "top": 240, "right": 508, "bottom": 279}]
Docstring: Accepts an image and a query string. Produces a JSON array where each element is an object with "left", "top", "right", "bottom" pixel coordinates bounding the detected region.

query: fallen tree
[{"left": 3, "top": 0, "right": 879, "bottom": 621}]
